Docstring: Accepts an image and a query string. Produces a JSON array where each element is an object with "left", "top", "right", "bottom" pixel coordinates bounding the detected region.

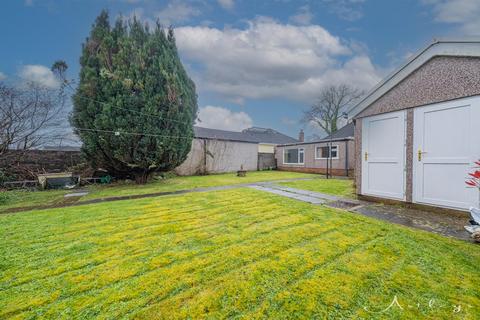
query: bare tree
[
  {"left": 304, "top": 84, "right": 363, "bottom": 135},
  {"left": 0, "top": 81, "right": 66, "bottom": 157}
]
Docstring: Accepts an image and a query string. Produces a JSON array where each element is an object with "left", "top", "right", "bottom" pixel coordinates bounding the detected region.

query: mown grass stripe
[
  {"left": 0, "top": 195, "right": 287, "bottom": 261},
  {"left": 5, "top": 221, "right": 360, "bottom": 319},
  {"left": 0, "top": 199, "right": 309, "bottom": 275},
  {"left": 0, "top": 192, "right": 270, "bottom": 245},
  {"left": 0, "top": 209, "right": 356, "bottom": 316},
  {"left": 1, "top": 187, "right": 479, "bottom": 319},
  {"left": 0, "top": 206, "right": 307, "bottom": 288},
  {"left": 154, "top": 231, "right": 384, "bottom": 319},
  {"left": 119, "top": 225, "right": 367, "bottom": 319}
]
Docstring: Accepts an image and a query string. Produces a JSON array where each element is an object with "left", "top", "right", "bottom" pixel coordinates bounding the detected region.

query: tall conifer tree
[{"left": 71, "top": 11, "right": 197, "bottom": 183}]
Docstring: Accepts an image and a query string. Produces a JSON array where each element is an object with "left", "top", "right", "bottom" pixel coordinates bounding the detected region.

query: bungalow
[
  {"left": 349, "top": 38, "right": 480, "bottom": 211},
  {"left": 175, "top": 126, "right": 297, "bottom": 175},
  {"left": 275, "top": 123, "right": 355, "bottom": 176}
]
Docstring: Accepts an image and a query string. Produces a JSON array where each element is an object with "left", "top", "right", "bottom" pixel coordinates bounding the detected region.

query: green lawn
[
  {"left": 1, "top": 188, "right": 478, "bottom": 319},
  {"left": 279, "top": 178, "right": 355, "bottom": 198},
  {"left": 0, "top": 171, "right": 317, "bottom": 212}
]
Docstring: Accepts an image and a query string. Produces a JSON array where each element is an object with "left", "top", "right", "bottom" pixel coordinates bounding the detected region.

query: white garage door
[
  {"left": 413, "top": 96, "right": 480, "bottom": 210},
  {"left": 361, "top": 111, "right": 406, "bottom": 200}
]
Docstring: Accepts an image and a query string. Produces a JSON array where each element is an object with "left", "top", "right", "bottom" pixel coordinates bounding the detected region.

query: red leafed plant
[{"left": 466, "top": 160, "right": 480, "bottom": 189}]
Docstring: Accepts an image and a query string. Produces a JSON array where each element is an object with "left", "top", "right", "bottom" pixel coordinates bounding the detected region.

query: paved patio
[{"left": 250, "top": 183, "right": 472, "bottom": 241}]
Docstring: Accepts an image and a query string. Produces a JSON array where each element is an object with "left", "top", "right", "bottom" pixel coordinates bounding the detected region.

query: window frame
[
  {"left": 315, "top": 144, "right": 339, "bottom": 160},
  {"left": 283, "top": 147, "right": 305, "bottom": 165}
]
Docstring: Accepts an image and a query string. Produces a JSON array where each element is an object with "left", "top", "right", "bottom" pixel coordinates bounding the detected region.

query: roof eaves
[
  {"left": 278, "top": 136, "right": 354, "bottom": 147},
  {"left": 195, "top": 136, "right": 259, "bottom": 144}
]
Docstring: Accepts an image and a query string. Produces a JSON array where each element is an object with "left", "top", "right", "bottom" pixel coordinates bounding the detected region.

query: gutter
[{"left": 278, "top": 137, "right": 354, "bottom": 147}]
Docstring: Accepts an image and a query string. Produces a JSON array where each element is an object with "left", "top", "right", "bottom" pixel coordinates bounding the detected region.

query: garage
[{"left": 350, "top": 39, "right": 480, "bottom": 211}]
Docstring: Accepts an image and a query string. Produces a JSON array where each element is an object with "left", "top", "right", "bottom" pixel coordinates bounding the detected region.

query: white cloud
[
  {"left": 155, "top": 1, "right": 201, "bottom": 26},
  {"left": 323, "top": 0, "right": 365, "bottom": 21},
  {"left": 289, "top": 5, "right": 313, "bottom": 25},
  {"left": 217, "top": 0, "right": 234, "bottom": 10},
  {"left": 0, "top": 72, "right": 6, "bottom": 81},
  {"left": 423, "top": 0, "right": 480, "bottom": 35},
  {"left": 196, "top": 105, "right": 253, "bottom": 131},
  {"left": 125, "top": 7, "right": 155, "bottom": 26},
  {"left": 19, "top": 65, "right": 59, "bottom": 88},
  {"left": 281, "top": 117, "right": 298, "bottom": 126},
  {"left": 175, "top": 18, "right": 381, "bottom": 104}
]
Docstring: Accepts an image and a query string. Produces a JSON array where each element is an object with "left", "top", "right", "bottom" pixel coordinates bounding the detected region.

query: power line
[
  {"left": 64, "top": 83, "right": 196, "bottom": 126},
  {"left": 74, "top": 127, "right": 194, "bottom": 139}
]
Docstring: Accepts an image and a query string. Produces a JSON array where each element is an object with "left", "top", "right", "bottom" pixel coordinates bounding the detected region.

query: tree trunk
[{"left": 134, "top": 171, "right": 151, "bottom": 184}]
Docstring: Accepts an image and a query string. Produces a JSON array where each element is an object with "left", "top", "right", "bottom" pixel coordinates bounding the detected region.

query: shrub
[{"left": 0, "top": 191, "right": 11, "bottom": 205}]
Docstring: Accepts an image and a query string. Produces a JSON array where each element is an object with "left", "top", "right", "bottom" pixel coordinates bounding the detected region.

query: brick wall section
[
  {"left": 0, "top": 150, "right": 84, "bottom": 180},
  {"left": 277, "top": 166, "right": 354, "bottom": 177},
  {"left": 275, "top": 139, "right": 354, "bottom": 174}
]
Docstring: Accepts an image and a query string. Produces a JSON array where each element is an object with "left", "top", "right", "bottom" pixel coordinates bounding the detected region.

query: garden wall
[
  {"left": 258, "top": 153, "right": 276, "bottom": 170},
  {"left": 0, "top": 150, "right": 84, "bottom": 180},
  {"left": 175, "top": 138, "right": 258, "bottom": 175}
]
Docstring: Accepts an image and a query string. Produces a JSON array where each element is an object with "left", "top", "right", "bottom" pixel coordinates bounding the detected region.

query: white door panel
[
  {"left": 367, "top": 162, "right": 404, "bottom": 198},
  {"left": 423, "top": 105, "right": 470, "bottom": 159},
  {"left": 362, "top": 111, "right": 406, "bottom": 200},
  {"left": 413, "top": 96, "right": 480, "bottom": 210}
]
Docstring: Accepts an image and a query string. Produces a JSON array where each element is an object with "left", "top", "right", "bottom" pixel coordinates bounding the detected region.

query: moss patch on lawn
[
  {"left": 0, "top": 188, "right": 478, "bottom": 319},
  {"left": 279, "top": 178, "right": 355, "bottom": 198}
]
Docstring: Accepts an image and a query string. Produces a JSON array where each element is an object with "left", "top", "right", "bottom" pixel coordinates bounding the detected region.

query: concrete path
[
  {"left": 251, "top": 183, "right": 363, "bottom": 208},
  {"left": 249, "top": 183, "right": 471, "bottom": 241},
  {"left": 249, "top": 185, "right": 326, "bottom": 204}
]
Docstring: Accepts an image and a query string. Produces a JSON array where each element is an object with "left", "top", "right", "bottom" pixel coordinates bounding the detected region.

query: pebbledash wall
[
  {"left": 354, "top": 56, "right": 480, "bottom": 200},
  {"left": 275, "top": 139, "right": 354, "bottom": 176},
  {"left": 175, "top": 138, "right": 258, "bottom": 175}
]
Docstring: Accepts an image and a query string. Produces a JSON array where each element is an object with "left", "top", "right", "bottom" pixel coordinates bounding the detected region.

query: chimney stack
[{"left": 298, "top": 129, "right": 304, "bottom": 142}]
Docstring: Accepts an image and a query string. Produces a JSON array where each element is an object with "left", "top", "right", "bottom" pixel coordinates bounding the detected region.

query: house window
[
  {"left": 316, "top": 145, "right": 339, "bottom": 159},
  {"left": 284, "top": 148, "right": 304, "bottom": 164}
]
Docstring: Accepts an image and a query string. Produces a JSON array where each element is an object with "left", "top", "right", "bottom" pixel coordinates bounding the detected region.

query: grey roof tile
[
  {"left": 194, "top": 126, "right": 297, "bottom": 144},
  {"left": 323, "top": 122, "right": 354, "bottom": 140}
]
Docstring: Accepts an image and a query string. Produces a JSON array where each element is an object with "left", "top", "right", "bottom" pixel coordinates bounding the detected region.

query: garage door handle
[
  {"left": 364, "top": 152, "right": 368, "bottom": 161},
  {"left": 418, "top": 149, "right": 427, "bottom": 161}
]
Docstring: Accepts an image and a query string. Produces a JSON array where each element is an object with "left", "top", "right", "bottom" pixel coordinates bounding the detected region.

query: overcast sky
[{"left": 1, "top": 0, "right": 478, "bottom": 140}]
